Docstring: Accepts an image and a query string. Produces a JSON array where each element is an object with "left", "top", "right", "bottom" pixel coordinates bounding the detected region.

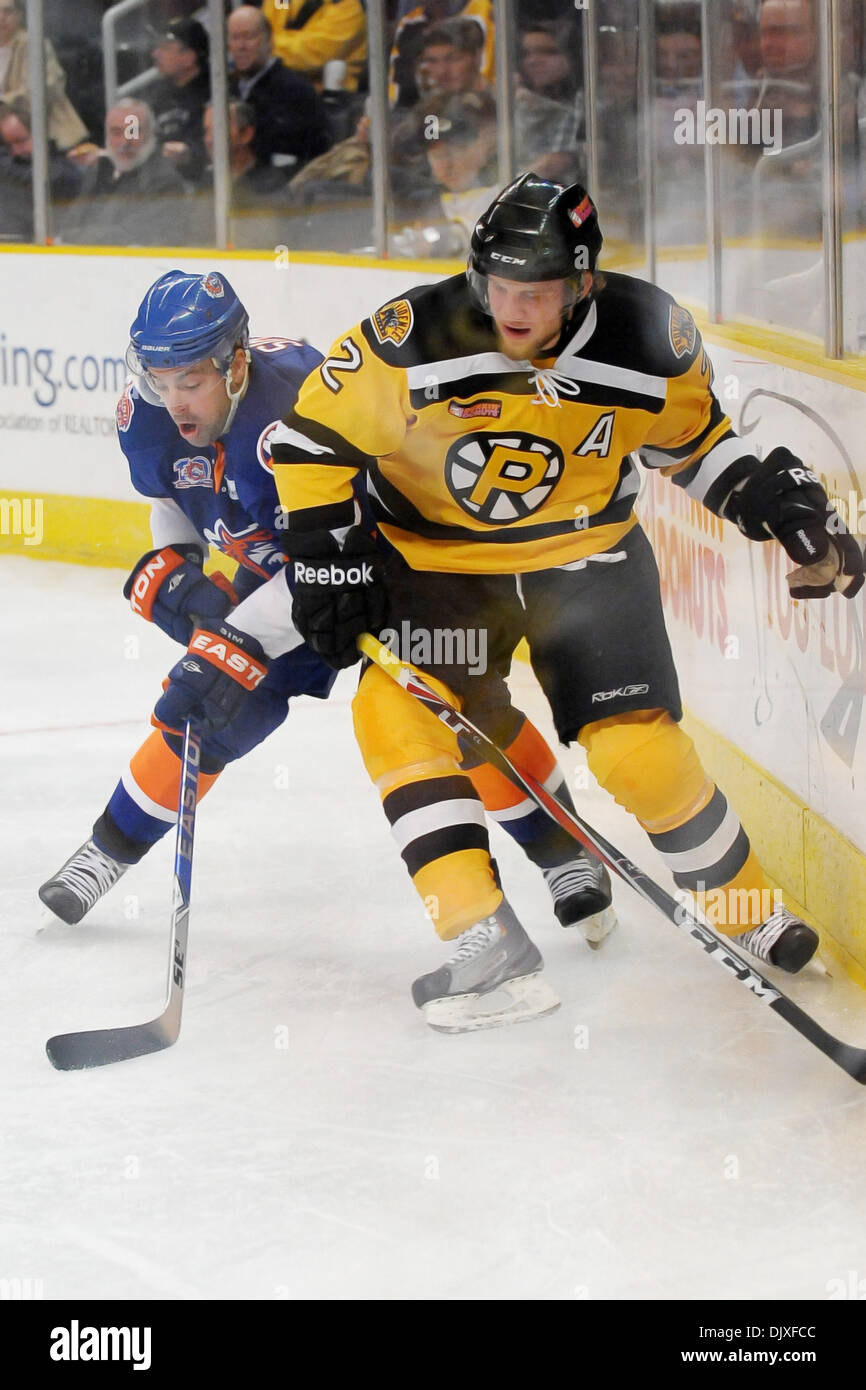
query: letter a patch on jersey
[
  {"left": 372, "top": 299, "right": 413, "bottom": 347},
  {"left": 668, "top": 304, "right": 697, "bottom": 359}
]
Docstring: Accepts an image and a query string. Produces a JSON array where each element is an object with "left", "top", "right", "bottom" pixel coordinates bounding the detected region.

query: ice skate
[
  {"left": 733, "top": 904, "right": 819, "bottom": 974},
  {"left": 38, "top": 840, "right": 129, "bottom": 925},
  {"left": 543, "top": 855, "right": 617, "bottom": 948},
  {"left": 412, "top": 898, "right": 560, "bottom": 1033}
]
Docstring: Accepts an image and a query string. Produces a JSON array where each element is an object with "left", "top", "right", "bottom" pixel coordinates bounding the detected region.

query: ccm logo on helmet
[
  {"left": 490, "top": 252, "right": 527, "bottom": 264},
  {"left": 591, "top": 683, "right": 650, "bottom": 702}
]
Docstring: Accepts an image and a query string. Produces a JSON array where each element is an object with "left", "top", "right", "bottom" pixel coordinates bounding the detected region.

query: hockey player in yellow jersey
[
  {"left": 269, "top": 173, "right": 865, "bottom": 1028},
  {"left": 164, "top": 174, "right": 864, "bottom": 1030}
]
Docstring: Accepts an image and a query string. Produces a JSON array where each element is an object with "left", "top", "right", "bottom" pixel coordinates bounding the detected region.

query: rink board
[{"left": 1, "top": 245, "right": 865, "bottom": 979}]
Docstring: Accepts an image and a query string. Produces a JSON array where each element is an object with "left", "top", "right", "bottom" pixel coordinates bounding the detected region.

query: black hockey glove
[
  {"left": 124, "top": 544, "right": 238, "bottom": 644},
  {"left": 289, "top": 528, "right": 386, "bottom": 669},
  {"left": 152, "top": 619, "right": 269, "bottom": 733},
  {"left": 724, "top": 447, "right": 864, "bottom": 599}
]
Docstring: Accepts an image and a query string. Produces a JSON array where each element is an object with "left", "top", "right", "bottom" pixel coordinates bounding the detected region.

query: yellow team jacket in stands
[{"left": 270, "top": 272, "right": 756, "bottom": 575}]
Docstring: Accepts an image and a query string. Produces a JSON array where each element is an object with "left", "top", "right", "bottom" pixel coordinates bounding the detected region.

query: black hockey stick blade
[
  {"left": 46, "top": 723, "right": 201, "bottom": 1071},
  {"left": 45, "top": 1013, "right": 181, "bottom": 1072},
  {"left": 359, "top": 633, "right": 866, "bottom": 1085}
]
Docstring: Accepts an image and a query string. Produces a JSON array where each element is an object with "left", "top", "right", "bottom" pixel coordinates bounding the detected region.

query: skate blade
[
  {"left": 421, "top": 972, "right": 561, "bottom": 1034},
  {"left": 36, "top": 905, "right": 68, "bottom": 934},
  {"left": 566, "top": 906, "right": 618, "bottom": 949}
]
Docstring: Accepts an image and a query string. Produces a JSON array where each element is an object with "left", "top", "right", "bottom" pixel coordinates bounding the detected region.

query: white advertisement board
[{"left": 640, "top": 343, "right": 866, "bottom": 852}]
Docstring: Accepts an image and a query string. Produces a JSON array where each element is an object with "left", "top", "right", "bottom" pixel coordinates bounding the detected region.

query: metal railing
[{"left": 102, "top": 0, "right": 154, "bottom": 111}]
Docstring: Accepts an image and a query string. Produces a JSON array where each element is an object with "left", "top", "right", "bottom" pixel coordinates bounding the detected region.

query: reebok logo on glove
[
  {"left": 189, "top": 630, "right": 268, "bottom": 688},
  {"left": 786, "top": 466, "right": 821, "bottom": 488},
  {"left": 293, "top": 560, "right": 375, "bottom": 586}
]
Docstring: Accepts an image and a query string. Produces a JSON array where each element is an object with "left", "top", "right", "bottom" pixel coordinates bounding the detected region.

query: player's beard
[{"left": 496, "top": 320, "right": 563, "bottom": 361}]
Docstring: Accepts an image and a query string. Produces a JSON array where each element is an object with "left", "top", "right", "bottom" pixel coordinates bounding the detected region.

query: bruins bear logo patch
[
  {"left": 372, "top": 299, "right": 413, "bottom": 346},
  {"left": 668, "top": 304, "right": 697, "bottom": 359}
]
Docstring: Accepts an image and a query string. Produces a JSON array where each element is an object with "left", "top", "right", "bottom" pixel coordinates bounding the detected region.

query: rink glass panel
[{"left": 5, "top": 0, "right": 864, "bottom": 356}]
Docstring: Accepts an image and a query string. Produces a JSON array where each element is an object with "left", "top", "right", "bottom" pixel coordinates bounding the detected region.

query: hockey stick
[
  {"left": 45, "top": 721, "right": 202, "bottom": 1071},
  {"left": 359, "top": 632, "right": 866, "bottom": 1085}
]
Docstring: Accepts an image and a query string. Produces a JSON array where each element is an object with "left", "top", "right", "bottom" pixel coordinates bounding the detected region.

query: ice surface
[{"left": 3, "top": 557, "right": 866, "bottom": 1302}]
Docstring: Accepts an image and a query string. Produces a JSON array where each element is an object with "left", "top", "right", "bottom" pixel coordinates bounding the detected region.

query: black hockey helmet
[{"left": 467, "top": 172, "right": 603, "bottom": 312}]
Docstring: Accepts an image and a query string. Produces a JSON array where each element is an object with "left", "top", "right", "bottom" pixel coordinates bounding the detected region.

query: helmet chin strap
[{"left": 217, "top": 348, "right": 251, "bottom": 437}]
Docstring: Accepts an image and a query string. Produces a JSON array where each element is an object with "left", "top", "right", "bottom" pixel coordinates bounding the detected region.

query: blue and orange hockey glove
[
  {"left": 153, "top": 619, "right": 269, "bottom": 732},
  {"left": 124, "top": 544, "right": 239, "bottom": 644}
]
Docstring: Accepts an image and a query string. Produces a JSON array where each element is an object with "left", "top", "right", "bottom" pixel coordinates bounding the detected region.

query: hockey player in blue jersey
[
  {"left": 39, "top": 269, "right": 338, "bottom": 923},
  {"left": 40, "top": 267, "right": 615, "bottom": 949}
]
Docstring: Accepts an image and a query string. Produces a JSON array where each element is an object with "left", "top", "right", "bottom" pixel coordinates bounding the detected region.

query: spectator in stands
[
  {"left": 651, "top": 3, "right": 705, "bottom": 244},
  {"left": 748, "top": 0, "right": 859, "bottom": 238},
  {"left": 389, "top": 0, "right": 494, "bottom": 108},
  {"left": 750, "top": 0, "right": 860, "bottom": 153},
  {"left": 287, "top": 98, "right": 372, "bottom": 201},
  {"left": 393, "top": 18, "right": 582, "bottom": 185},
  {"left": 655, "top": 1, "right": 702, "bottom": 90},
  {"left": 517, "top": 17, "right": 582, "bottom": 107},
  {"left": 42, "top": 0, "right": 106, "bottom": 144},
  {"left": 413, "top": 17, "right": 487, "bottom": 98},
  {"left": 203, "top": 98, "right": 289, "bottom": 203},
  {"left": 593, "top": 6, "right": 641, "bottom": 239},
  {"left": 391, "top": 88, "right": 499, "bottom": 257},
  {"left": 145, "top": 16, "right": 211, "bottom": 184},
  {"left": 0, "top": 0, "right": 94, "bottom": 157},
  {"left": 722, "top": 1, "right": 764, "bottom": 108},
  {"left": 0, "top": 101, "right": 83, "bottom": 239},
  {"left": 514, "top": 20, "right": 584, "bottom": 181},
  {"left": 59, "top": 97, "right": 192, "bottom": 246},
  {"left": 228, "top": 5, "right": 329, "bottom": 175},
  {"left": 259, "top": 0, "right": 367, "bottom": 92}
]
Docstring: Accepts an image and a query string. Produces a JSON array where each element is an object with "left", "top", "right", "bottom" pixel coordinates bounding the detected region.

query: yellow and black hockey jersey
[{"left": 270, "top": 272, "right": 756, "bottom": 574}]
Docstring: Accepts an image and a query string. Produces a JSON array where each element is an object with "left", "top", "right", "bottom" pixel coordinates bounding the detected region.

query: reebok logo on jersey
[
  {"left": 294, "top": 560, "right": 374, "bottom": 586},
  {"left": 591, "top": 684, "right": 650, "bottom": 702},
  {"left": 448, "top": 399, "right": 502, "bottom": 420}
]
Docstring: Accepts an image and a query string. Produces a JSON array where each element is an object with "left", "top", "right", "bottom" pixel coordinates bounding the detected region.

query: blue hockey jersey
[{"left": 116, "top": 337, "right": 322, "bottom": 592}]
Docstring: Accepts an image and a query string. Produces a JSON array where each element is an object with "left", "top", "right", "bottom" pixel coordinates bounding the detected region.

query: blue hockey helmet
[{"left": 126, "top": 269, "right": 250, "bottom": 406}]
